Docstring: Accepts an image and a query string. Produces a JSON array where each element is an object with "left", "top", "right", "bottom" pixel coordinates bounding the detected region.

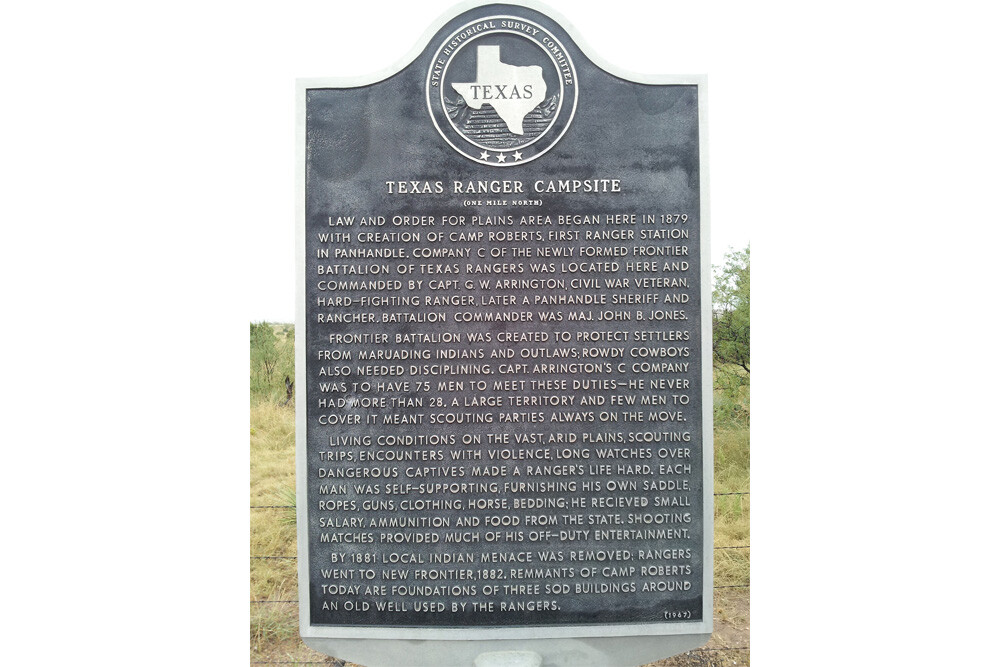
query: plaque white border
[{"left": 295, "top": 1, "right": 713, "bottom": 664}]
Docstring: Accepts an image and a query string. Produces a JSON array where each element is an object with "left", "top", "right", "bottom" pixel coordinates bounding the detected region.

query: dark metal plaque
[{"left": 296, "top": 1, "right": 711, "bottom": 663}]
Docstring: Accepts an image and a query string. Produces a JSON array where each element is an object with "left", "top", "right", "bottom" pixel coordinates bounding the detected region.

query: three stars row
[{"left": 479, "top": 150, "right": 524, "bottom": 163}]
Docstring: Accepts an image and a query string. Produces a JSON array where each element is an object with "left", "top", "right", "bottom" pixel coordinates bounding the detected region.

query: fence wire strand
[
  {"left": 252, "top": 545, "right": 748, "bottom": 559},
  {"left": 251, "top": 579, "right": 750, "bottom": 604},
  {"left": 252, "top": 492, "right": 750, "bottom": 659},
  {"left": 252, "top": 491, "right": 748, "bottom": 510}
]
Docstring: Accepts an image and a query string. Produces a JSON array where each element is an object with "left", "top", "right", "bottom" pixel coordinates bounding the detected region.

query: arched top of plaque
[{"left": 297, "top": 1, "right": 705, "bottom": 167}]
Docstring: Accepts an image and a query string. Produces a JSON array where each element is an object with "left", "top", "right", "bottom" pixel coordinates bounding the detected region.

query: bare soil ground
[
  {"left": 648, "top": 589, "right": 749, "bottom": 667},
  {"left": 250, "top": 588, "right": 748, "bottom": 666}
]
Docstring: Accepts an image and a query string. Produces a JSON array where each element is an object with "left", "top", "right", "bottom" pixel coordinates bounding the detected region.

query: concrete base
[
  {"left": 302, "top": 633, "right": 712, "bottom": 667},
  {"left": 474, "top": 651, "right": 542, "bottom": 667}
]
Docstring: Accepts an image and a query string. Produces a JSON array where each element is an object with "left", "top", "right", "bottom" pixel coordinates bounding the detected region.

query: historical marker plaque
[{"left": 296, "top": 2, "right": 711, "bottom": 664}]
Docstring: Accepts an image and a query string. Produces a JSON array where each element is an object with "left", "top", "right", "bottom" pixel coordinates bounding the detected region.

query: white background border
[{"left": 5, "top": 0, "right": 998, "bottom": 664}]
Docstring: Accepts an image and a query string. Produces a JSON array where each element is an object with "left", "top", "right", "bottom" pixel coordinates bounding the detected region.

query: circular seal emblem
[{"left": 427, "top": 16, "right": 577, "bottom": 166}]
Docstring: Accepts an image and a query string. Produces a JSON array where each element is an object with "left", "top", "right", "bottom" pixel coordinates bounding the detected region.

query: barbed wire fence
[{"left": 251, "top": 489, "right": 749, "bottom": 664}]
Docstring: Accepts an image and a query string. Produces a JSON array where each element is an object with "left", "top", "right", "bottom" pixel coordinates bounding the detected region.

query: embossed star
[
  {"left": 495, "top": 153, "right": 507, "bottom": 163},
  {"left": 513, "top": 151, "right": 523, "bottom": 161},
  {"left": 479, "top": 150, "right": 490, "bottom": 160}
]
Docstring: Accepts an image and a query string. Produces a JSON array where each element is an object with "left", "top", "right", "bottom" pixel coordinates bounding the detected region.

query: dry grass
[
  {"left": 713, "top": 426, "right": 750, "bottom": 587},
  {"left": 250, "top": 400, "right": 296, "bottom": 503},
  {"left": 251, "top": 398, "right": 298, "bottom": 649},
  {"left": 711, "top": 362, "right": 750, "bottom": 589},
  {"left": 251, "top": 601, "right": 323, "bottom": 663},
  {"left": 249, "top": 355, "right": 750, "bottom": 661}
]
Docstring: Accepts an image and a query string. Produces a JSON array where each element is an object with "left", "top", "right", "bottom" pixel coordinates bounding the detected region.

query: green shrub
[{"left": 251, "top": 322, "right": 295, "bottom": 403}]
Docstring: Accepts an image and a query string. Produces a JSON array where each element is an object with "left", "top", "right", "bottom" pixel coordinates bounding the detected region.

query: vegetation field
[{"left": 251, "top": 276, "right": 750, "bottom": 665}]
